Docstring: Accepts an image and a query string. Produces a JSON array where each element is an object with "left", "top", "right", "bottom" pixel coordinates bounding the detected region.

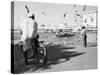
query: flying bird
[
  {"left": 25, "top": 5, "right": 29, "bottom": 13},
  {"left": 63, "top": 11, "right": 67, "bottom": 18},
  {"left": 41, "top": 12, "right": 47, "bottom": 15},
  {"left": 75, "top": 14, "right": 82, "bottom": 19},
  {"left": 75, "top": 19, "right": 77, "bottom": 22},
  {"left": 64, "top": 14, "right": 66, "bottom": 18}
]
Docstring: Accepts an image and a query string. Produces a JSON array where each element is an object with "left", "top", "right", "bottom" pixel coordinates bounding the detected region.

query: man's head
[
  {"left": 28, "top": 13, "right": 35, "bottom": 20},
  {"left": 82, "top": 26, "right": 85, "bottom": 29}
]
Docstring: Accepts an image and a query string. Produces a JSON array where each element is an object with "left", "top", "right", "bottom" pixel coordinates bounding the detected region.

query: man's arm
[
  {"left": 32, "top": 21, "right": 38, "bottom": 38},
  {"left": 19, "top": 20, "right": 25, "bottom": 35},
  {"left": 18, "top": 24, "right": 23, "bottom": 35},
  {"left": 19, "top": 28, "right": 22, "bottom": 35}
]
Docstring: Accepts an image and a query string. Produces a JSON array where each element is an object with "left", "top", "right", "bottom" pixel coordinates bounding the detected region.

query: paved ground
[
  {"left": 13, "top": 32, "right": 97, "bottom": 74},
  {"left": 14, "top": 43, "right": 97, "bottom": 74},
  {"left": 25, "top": 44, "right": 97, "bottom": 73}
]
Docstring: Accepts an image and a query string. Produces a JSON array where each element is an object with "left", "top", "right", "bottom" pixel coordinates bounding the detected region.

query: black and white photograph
[{"left": 11, "top": 1, "right": 98, "bottom": 74}]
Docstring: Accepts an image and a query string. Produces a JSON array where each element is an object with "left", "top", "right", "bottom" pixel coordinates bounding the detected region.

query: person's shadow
[{"left": 13, "top": 44, "right": 86, "bottom": 74}]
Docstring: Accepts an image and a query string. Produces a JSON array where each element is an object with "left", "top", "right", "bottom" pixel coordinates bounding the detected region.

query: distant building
[
  {"left": 82, "top": 11, "right": 97, "bottom": 32},
  {"left": 83, "top": 11, "right": 97, "bottom": 28}
]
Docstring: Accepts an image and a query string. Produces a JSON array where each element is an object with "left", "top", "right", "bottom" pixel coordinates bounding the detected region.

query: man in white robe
[{"left": 19, "top": 13, "right": 38, "bottom": 65}]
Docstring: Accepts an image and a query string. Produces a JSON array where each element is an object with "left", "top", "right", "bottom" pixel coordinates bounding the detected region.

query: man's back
[
  {"left": 81, "top": 29, "right": 86, "bottom": 36},
  {"left": 20, "top": 18, "right": 38, "bottom": 41}
]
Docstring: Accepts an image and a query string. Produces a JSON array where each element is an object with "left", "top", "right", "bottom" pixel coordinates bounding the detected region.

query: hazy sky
[{"left": 13, "top": 1, "right": 97, "bottom": 29}]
